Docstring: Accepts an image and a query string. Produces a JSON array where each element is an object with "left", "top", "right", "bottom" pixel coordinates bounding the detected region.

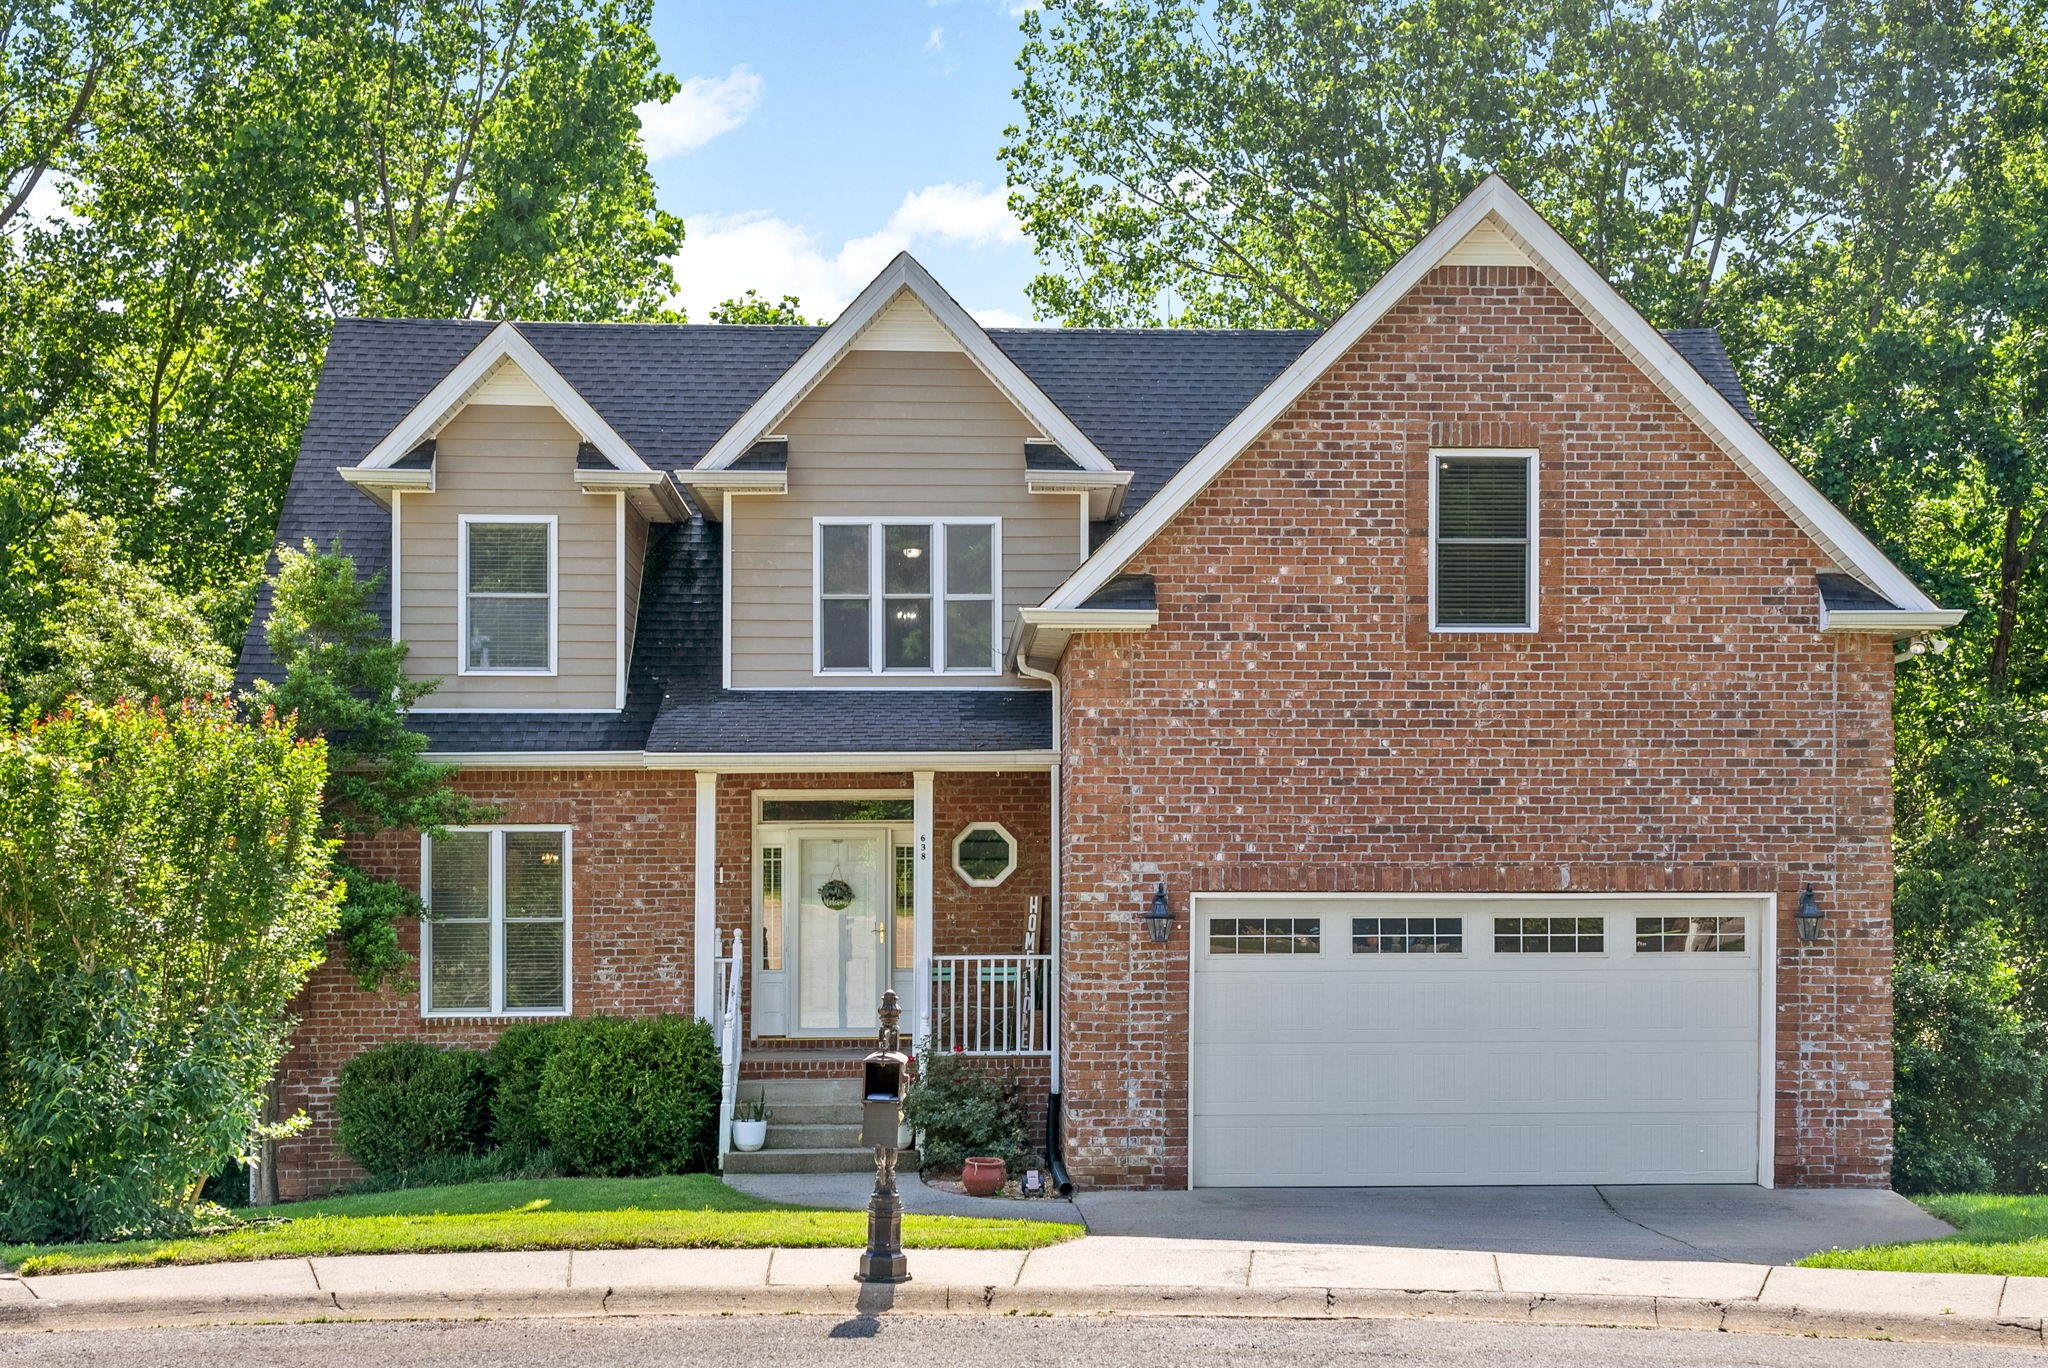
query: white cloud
[
  {"left": 635, "top": 66, "right": 762, "bottom": 162},
  {"left": 971, "top": 307, "right": 1033, "bottom": 328},
  {"left": 4, "top": 170, "right": 79, "bottom": 235},
  {"left": 925, "top": 26, "right": 945, "bottom": 52},
  {"left": 671, "top": 183, "right": 1024, "bottom": 322}
]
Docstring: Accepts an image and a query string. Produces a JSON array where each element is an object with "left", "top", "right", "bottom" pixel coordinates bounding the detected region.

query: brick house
[{"left": 243, "top": 177, "right": 1958, "bottom": 1199}]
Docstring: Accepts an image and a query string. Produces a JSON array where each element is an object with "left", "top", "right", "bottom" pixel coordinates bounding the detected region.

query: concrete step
[
  {"left": 752, "top": 1078, "right": 861, "bottom": 1104},
  {"left": 756, "top": 1102, "right": 862, "bottom": 1126},
  {"left": 763, "top": 1122, "right": 862, "bottom": 1151},
  {"left": 723, "top": 1146, "right": 916, "bottom": 1176}
]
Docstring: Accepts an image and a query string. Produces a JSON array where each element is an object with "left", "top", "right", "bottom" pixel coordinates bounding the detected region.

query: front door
[{"left": 792, "top": 830, "right": 890, "bottom": 1035}]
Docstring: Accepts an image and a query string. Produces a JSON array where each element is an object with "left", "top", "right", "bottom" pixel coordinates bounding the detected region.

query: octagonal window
[{"left": 952, "top": 822, "right": 1017, "bottom": 887}]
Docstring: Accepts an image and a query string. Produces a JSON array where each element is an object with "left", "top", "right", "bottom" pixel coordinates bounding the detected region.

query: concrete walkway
[
  {"left": 3, "top": 1238, "right": 2042, "bottom": 1348},
  {"left": 728, "top": 1172, "right": 1084, "bottom": 1223}
]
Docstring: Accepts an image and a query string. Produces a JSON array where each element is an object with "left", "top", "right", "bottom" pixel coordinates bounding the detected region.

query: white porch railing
[
  {"left": 713, "top": 930, "right": 743, "bottom": 1164},
  {"left": 927, "top": 954, "right": 1052, "bottom": 1056}
]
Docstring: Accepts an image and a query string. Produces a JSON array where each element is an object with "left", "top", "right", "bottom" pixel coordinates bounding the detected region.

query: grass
[
  {"left": 1799, "top": 1194, "right": 2048, "bottom": 1277},
  {"left": 0, "top": 1174, "right": 1080, "bottom": 1277}
]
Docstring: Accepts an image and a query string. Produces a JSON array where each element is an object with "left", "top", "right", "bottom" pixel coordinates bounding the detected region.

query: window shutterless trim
[
  {"left": 457, "top": 514, "right": 559, "bottom": 675},
  {"left": 420, "top": 824, "right": 573, "bottom": 1018},
  {"left": 1427, "top": 448, "right": 1538, "bottom": 633},
  {"left": 812, "top": 517, "right": 1002, "bottom": 677}
]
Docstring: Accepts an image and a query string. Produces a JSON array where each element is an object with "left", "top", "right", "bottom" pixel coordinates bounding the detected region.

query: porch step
[
  {"left": 764, "top": 1122, "right": 863, "bottom": 1150},
  {"left": 723, "top": 1146, "right": 916, "bottom": 1176},
  {"left": 741, "top": 1077, "right": 861, "bottom": 1105},
  {"left": 756, "top": 1101, "right": 863, "bottom": 1126}
]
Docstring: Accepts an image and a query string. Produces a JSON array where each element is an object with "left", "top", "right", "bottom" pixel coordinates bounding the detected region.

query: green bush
[
  {"left": 335, "top": 1042, "right": 492, "bottom": 1179},
  {"left": 902, "top": 1042, "right": 1029, "bottom": 1173},
  {"left": 489, "top": 1020, "right": 566, "bottom": 1156},
  {"left": 535, "top": 1015, "right": 718, "bottom": 1176},
  {"left": 341, "top": 1146, "right": 561, "bottom": 1195},
  {"left": 0, "top": 699, "right": 338, "bottom": 1243}
]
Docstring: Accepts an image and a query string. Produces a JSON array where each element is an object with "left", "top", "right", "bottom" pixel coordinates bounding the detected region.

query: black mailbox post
[{"left": 855, "top": 989, "right": 912, "bottom": 1285}]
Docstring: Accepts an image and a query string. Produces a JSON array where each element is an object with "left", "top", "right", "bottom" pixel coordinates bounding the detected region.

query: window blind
[{"left": 1435, "top": 457, "right": 1532, "bottom": 627}]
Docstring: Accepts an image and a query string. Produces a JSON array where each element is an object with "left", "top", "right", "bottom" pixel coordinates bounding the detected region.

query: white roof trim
[
  {"left": 418, "top": 748, "right": 1060, "bottom": 772},
  {"left": 357, "top": 321, "right": 649, "bottom": 473},
  {"left": 694, "top": 253, "right": 1116, "bottom": 474},
  {"left": 1045, "top": 176, "right": 1945, "bottom": 616},
  {"left": 1822, "top": 608, "right": 1966, "bottom": 633}
]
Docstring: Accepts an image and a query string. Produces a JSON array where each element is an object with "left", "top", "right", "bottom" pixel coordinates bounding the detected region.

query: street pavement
[{"left": 4, "top": 1313, "right": 2041, "bottom": 1367}]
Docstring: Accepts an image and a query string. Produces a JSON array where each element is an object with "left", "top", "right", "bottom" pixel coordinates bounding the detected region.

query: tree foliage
[
  {"left": 710, "top": 290, "right": 811, "bottom": 325},
  {"left": 0, "top": 698, "right": 338, "bottom": 1242},
  {"left": 255, "top": 542, "right": 495, "bottom": 989}
]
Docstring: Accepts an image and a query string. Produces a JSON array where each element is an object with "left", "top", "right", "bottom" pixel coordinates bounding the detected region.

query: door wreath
[{"left": 817, "top": 878, "right": 855, "bottom": 910}]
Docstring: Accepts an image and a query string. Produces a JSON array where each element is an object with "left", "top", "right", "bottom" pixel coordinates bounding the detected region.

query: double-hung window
[
  {"left": 815, "top": 519, "right": 999, "bottom": 674},
  {"left": 1431, "top": 451, "right": 1536, "bottom": 630},
  {"left": 423, "top": 827, "right": 570, "bottom": 1016},
  {"left": 461, "top": 516, "right": 555, "bottom": 673}
]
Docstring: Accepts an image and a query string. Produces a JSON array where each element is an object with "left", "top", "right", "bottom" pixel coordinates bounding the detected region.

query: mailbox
[{"left": 861, "top": 1048, "right": 909, "bottom": 1147}]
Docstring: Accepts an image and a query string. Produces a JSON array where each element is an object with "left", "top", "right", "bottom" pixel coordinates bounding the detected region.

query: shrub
[
  {"left": 341, "top": 1146, "right": 561, "bottom": 1195},
  {"left": 536, "top": 1015, "right": 718, "bottom": 1176},
  {"left": 335, "top": 1042, "right": 492, "bottom": 1179},
  {"left": 902, "top": 1042, "right": 1029, "bottom": 1173},
  {"left": 0, "top": 698, "right": 338, "bottom": 1244},
  {"left": 489, "top": 1019, "right": 566, "bottom": 1156}
]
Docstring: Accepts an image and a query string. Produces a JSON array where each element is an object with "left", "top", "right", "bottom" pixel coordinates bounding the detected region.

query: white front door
[{"left": 791, "top": 830, "right": 890, "bottom": 1035}]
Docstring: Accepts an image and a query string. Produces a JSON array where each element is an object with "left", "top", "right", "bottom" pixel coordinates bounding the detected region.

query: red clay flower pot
[{"left": 961, "top": 1156, "right": 1007, "bottom": 1197}]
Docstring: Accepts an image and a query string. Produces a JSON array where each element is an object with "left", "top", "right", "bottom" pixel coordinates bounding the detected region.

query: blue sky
[{"left": 642, "top": 1, "right": 1044, "bottom": 325}]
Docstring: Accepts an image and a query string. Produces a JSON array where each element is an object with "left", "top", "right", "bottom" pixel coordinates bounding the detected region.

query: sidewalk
[{"left": 4, "top": 1237, "right": 2043, "bottom": 1348}]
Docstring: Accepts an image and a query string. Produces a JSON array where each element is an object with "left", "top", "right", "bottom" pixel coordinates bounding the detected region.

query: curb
[{"left": 4, "top": 1278, "right": 2043, "bottom": 1347}]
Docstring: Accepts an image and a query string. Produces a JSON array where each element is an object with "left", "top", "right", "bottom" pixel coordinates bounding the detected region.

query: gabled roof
[
  {"left": 1043, "top": 176, "right": 1957, "bottom": 626},
  {"left": 693, "top": 253, "right": 1119, "bottom": 474},
  {"left": 355, "top": 321, "right": 649, "bottom": 473}
]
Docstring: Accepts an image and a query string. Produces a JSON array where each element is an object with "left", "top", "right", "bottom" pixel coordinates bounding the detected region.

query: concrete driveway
[{"left": 1070, "top": 1186, "right": 1952, "bottom": 1264}]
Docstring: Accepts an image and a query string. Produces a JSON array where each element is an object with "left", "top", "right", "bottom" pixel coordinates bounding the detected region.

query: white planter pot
[
  {"left": 897, "top": 1121, "right": 915, "bottom": 1150},
  {"left": 734, "top": 1119, "right": 768, "bottom": 1152}
]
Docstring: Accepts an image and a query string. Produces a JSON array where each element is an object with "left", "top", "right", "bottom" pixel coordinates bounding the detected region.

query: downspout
[{"left": 1015, "top": 651, "right": 1073, "bottom": 1196}]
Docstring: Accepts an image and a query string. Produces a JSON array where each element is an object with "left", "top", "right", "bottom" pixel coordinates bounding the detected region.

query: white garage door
[{"left": 1191, "top": 896, "right": 1769, "bottom": 1187}]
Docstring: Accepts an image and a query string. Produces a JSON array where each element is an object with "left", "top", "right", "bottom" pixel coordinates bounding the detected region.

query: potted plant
[
  {"left": 961, "top": 1156, "right": 1007, "bottom": 1197},
  {"left": 733, "top": 1098, "right": 769, "bottom": 1152}
]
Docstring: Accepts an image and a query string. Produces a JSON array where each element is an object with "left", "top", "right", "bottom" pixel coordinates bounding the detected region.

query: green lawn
[
  {"left": 1, "top": 1174, "right": 1079, "bottom": 1277},
  {"left": 1799, "top": 1194, "right": 2048, "bottom": 1277}
]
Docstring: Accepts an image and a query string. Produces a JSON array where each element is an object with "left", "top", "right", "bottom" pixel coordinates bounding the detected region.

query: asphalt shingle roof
[{"left": 243, "top": 316, "right": 1768, "bottom": 755}]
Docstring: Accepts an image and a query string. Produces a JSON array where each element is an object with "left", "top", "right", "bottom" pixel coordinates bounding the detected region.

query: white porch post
[
  {"left": 913, "top": 770, "right": 936, "bottom": 1044},
  {"left": 693, "top": 770, "right": 718, "bottom": 1021}
]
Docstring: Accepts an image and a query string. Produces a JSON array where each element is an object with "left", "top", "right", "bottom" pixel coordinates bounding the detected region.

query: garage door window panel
[
  {"left": 1635, "top": 916, "right": 1746, "bottom": 953},
  {"left": 1209, "top": 917, "right": 1321, "bottom": 955},
  {"left": 1494, "top": 915, "right": 1604, "bottom": 953},
  {"left": 1353, "top": 917, "right": 1462, "bottom": 954}
]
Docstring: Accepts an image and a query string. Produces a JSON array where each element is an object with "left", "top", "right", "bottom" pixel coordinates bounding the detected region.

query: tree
[
  {"left": 711, "top": 290, "right": 811, "bottom": 325},
  {"left": 255, "top": 542, "right": 495, "bottom": 989},
  {"left": 7, "top": 511, "right": 232, "bottom": 715},
  {"left": 0, "top": 697, "right": 338, "bottom": 1242},
  {"left": 2, "top": 0, "right": 685, "bottom": 636}
]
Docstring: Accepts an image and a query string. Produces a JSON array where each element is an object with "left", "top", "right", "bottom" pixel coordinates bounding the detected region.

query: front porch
[{"left": 695, "top": 769, "right": 1057, "bottom": 1168}]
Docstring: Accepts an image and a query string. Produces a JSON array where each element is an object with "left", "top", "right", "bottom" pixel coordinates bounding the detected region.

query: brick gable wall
[{"left": 1054, "top": 264, "right": 1898, "bottom": 1189}]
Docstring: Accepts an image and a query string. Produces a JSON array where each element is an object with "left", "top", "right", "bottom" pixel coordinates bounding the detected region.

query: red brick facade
[
  {"left": 1054, "top": 264, "right": 1897, "bottom": 1190},
  {"left": 275, "top": 767, "right": 1050, "bottom": 1197}
]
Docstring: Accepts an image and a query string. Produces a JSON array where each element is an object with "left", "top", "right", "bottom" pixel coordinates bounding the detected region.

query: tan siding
[
  {"left": 401, "top": 404, "right": 618, "bottom": 709},
  {"left": 730, "top": 349, "right": 1082, "bottom": 689}
]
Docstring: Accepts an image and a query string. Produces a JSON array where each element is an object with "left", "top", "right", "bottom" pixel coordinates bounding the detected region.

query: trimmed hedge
[
  {"left": 536, "top": 1015, "right": 719, "bottom": 1177},
  {"left": 487, "top": 1019, "right": 565, "bottom": 1157},
  {"left": 335, "top": 1041, "right": 492, "bottom": 1179}
]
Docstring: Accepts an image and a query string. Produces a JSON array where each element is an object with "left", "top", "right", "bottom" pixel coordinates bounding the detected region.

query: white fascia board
[
  {"left": 678, "top": 470, "right": 789, "bottom": 494},
  {"left": 1027, "top": 468, "right": 1131, "bottom": 519},
  {"left": 1016, "top": 606, "right": 1158, "bottom": 632},
  {"left": 694, "top": 253, "right": 1117, "bottom": 475},
  {"left": 1821, "top": 608, "right": 1967, "bottom": 633},
  {"left": 338, "top": 465, "right": 434, "bottom": 505},
  {"left": 418, "top": 748, "right": 1061, "bottom": 772},
  {"left": 357, "top": 322, "right": 649, "bottom": 473},
  {"left": 575, "top": 467, "right": 686, "bottom": 520},
  {"left": 1044, "top": 176, "right": 1946, "bottom": 617}
]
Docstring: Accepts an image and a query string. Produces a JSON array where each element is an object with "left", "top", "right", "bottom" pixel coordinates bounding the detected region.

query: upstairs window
[
  {"left": 815, "top": 519, "right": 999, "bottom": 674},
  {"left": 462, "top": 516, "right": 554, "bottom": 672},
  {"left": 1432, "top": 452, "right": 1535, "bottom": 630}
]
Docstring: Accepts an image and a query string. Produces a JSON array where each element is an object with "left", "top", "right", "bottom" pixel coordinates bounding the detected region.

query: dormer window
[
  {"left": 461, "top": 516, "right": 556, "bottom": 673},
  {"left": 1430, "top": 451, "right": 1537, "bottom": 631},
  {"left": 815, "top": 518, "right": 999, "bottom": 675}
]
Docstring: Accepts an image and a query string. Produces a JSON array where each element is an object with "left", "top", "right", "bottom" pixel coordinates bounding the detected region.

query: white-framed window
[
  {"left": 1352, "top": 916, "right": 1463, "bottom": 954},
  {"left": 1208, "top": 916, "right": 1322, "bottom": 955},
  {"left": 951, "top": 822, "right": 1018, "bottom": 887},
  {"left": 460, "top": 515, "right": 556, "bottom": 673},
  {"left": 1634, "top": 915, "right": 1747, "bottom": 953},
  {"left": 1494, "top": 915, "right": 1603, "bottom": 954},
  {"left": 1430, "top": 450, "right": 1536, "bottom": 631},
  {"left": 814, "top": 518, "right": 1000, "bottom": 675},
  {"left": 422, "top": 826, "right": 571, "bottom": 1016}
]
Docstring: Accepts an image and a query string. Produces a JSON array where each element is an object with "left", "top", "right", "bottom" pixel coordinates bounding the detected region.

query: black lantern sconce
[
  {"left": 1796, "top": 884, "right": 1824, "bottom": 944},
  {"left": 1144, "top": 881, "right": 1174, "bottom": 943}
]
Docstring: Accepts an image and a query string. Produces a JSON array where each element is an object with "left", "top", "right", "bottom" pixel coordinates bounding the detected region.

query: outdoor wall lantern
[
  {"left": 1145, "top": 882, "right": 1174, "bottom": 943},
  {"left": 1796, "top": 884, "right": 1824, "bottom": 944}
]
